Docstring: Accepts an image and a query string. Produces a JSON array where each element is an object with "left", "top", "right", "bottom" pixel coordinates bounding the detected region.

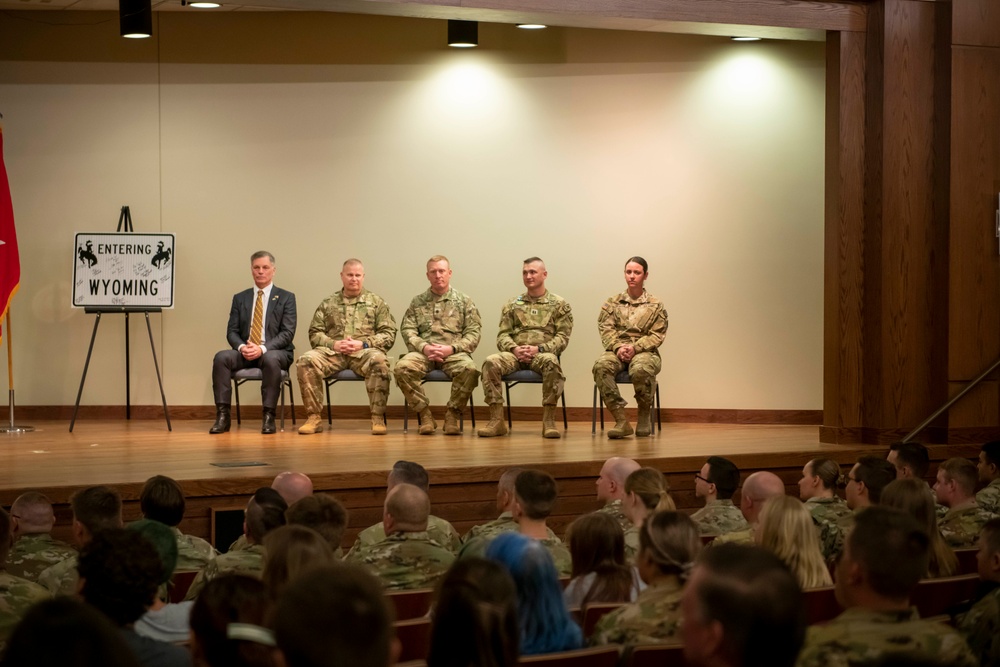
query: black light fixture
[
  {"left": 448, "top": 20, "right": 478, "bottom": 48},
  {"left": 120, "top": 0, "right": 152, "bottom": 38}
]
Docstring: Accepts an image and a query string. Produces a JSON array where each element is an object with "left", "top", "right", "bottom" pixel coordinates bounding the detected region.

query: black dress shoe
[
  {"left": 209, "top": 404, "right": 231, "bottom": 434},
  {"left": 261, "top": 408, "right": 276, "bottom": 435}
]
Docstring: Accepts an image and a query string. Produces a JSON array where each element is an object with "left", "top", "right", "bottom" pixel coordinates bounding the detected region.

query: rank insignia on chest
[{"left": 531, "top": 309, "right": 538, "bottom": 315}]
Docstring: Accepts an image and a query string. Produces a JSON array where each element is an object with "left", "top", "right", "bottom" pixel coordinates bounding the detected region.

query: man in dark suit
[{"left": 210, "top": 250, "right": 297, "bottom": 434}]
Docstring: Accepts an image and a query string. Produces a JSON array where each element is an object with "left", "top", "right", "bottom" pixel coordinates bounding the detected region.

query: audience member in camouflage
[
  {"left": 958, "top": 517, "right": 1000, "bottom": 665},
  {"left": 173, "top": 527, "right": 217, "bottom": 571},
  {"left": 593, "top": 257, "right": 668, "bottom": 438},
  {"left": 4, "top": 492, "right": 76, "bottom": 583},
  {"left": 595, "top": 458, "right": 642, "bottom": 533},
  {"left": 139, "top": 475, "right": 218, "bottom": 571},
  {"left": 478, "top": 258, "right": 573, "bottom": 439},
  {"left": 979, "top": 479, "right": 1000, "bottom": 515},
  {"left": 463, "top": 469, "right": 556, "bottom": 545},
  {"left": 297, "top": 259, "right": 397, "bottom": 436},
  {"left": 691, "top": 457, "right": 748, "bottom": 536},
  {"left": 797, "top": 458, "right": 853, "bottom": 561},
  {"left": 590, "top": 575, "right": 684, "bottom": 645},
  {"left": 395, "top": 256, "right": 481, "bottom": 435},
  {"left": 887, "top": 442, "right": 949, "bottom": 518},
  {"left": 940, "top": 504, "right": 996, "bottom": 548},
  {"left": 977, "top": 441, "right": 1000, "bottom": 514},
  {"left": 185, "top": 544, "right": 265, "bottom": 601},
  {"left": 0, "top": 508, "right": 52, "bottom": 654},
  {"left": 935, "top": 456, "right": 999, "bottom": 548},
  {"left": 37, "top": 556, "right": 78, "bottom": 596},
  {"left": 352, "top": 515, "right": 461, "bottom": 555},
  {"left": 597, "top": 500, "right": 631, "bottom": 533},
  {"left": 691, "top": 500, "right": 748, "bottom": 536}
]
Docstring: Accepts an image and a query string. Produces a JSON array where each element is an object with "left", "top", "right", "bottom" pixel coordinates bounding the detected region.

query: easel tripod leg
[
  {"left": 145, "top": 312, "right": 172, "bottom": 432},
  {"left": 70, "top": 313, "right": 102, "bottom": 433}
]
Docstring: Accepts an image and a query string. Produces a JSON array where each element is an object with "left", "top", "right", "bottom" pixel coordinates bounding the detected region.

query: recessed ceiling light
[
  {"left": 517, "top": 24, "right": 547, "bottom": 30},
  {"left": 731, "top": 36, "right": 762, "bottom": 42},
  {"left": 189, "top": 1, "right": 221, "bottom": 6}
]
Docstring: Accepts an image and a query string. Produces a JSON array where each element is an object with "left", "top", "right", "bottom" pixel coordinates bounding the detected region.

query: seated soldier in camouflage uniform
[
  {"left": 797, "top": 458, "right": 853, "bottom": 562},
  {"left": 977, "top": 441, "right": 1000, "bottom": 514},
  {"left": 591, "top": 511, "right": 700, "bottom": 646},
  {"left": 38, "top": 485, "right": 123, "bottom": 596},
  {"left": 478, "top": 257, "right": 573, "bottom": 439},
  {"left": 595, "top": 456, "right": 641, "bottom": 533},
  {"left": 286, "top": 493, "right": 349, "bottom": 559},
  {"left": 346, "top": 483, "right": 455, "bottom": 590},
  {"left": 5, "top": 491, "right": 76, "bottom": 583},
  {"left": 796, "top": 506, "right": 978, "bottom": 667},
  {"left": 0, "top": 508, "right": 50, "bottom": 655},
  {"left": 395, "top": 255, "right": 481, "bottom": 436},
  {"left": 958, "top": 517, "right": 1000, "bottom": 665},
  {"left": 593, "top": 256, "right": 668, "bottom": 439},
  {"left": 935, "top": 457, "right": 1000, "bottom": 548},
  {"left": 184, "top": 488, "right": 287, "bottom": 601},
  {"left": 297, "top": 259, "right": 397, "bottom": 436},
  {"left": 461, "top": 468, "right": 555, "bottom": 547},
  {"left": 140, "top": 475, "right": 217, "bottom": 571},
  {"left": 888, "top": 441, "right": 947, "bottom": 518},
  {"left": 710, "top": 470, "right": 785, "bottom": 547},
  {"left": 621, "top": 467, "right": 676, "bottom": 562},
  {"left": 690, "top": 457, "right": 749, "bottom": 537}
]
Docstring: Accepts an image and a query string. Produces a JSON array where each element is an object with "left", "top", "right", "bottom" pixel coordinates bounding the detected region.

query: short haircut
[
  {"left": 275, "top": 564, "right": 394, "bottom": 667},
  {"left": 981, "top": 518, "right": 1000, "bottom": 556},
  {"left": 427, "top": 255, "right": 450, "bottom": 268},
  {"left": 982, "top": 441, "right": 1000, "bottom": 469},
  {"left": 807, "top": 459, "right": 841, "bottom": 490},
  {"left": 888, "top": 442, "right": 930, "bottom": 478},
  {"left": 386, "top": 483, "right": 430, "bottom": 530},
  {"left": 706, "top": 457, "right": 741, "bottom": 500},
  {"left": 263, "top": 525, "right": 337, "bottom": 599},
  {"left": 498, "top": 468, "right": 524, "bottom": 495},
  {"left": 126, "top": 519, "right": 179, "bottom": 584},
  {"left": 939, "top": 457, "right": 979, "bottom": 495},
  {"left": 139, "top": 475, "right": 186, "bottom": 527},
  {"left": 390, "top": 460, "right": 430, "bottom": 492},
  {"left": 692, "top": 545, "right": 805, "bottom": 667},
  {"left": 190, "top": 574, "right": 274, "bottom": 667},
  {"left": 624, "top": 256, "right": 648, "bottom": 272},
  {"left": 523, "top": 256, "right": 544, "bottom": 265},
  {"left": 515, "top": 469, "right": 558, "bottom": 520},
  {"left": 342, "top": 258, "right": 363, "bottom": 269},
  {"left": 71, "top": 486, "right": 122, "bottom": 535},
  {"left": 10, "top": 491, "right": 55, "bottom": 533},
  {"left": 0, "top": 508, "right": 10, "bottom": 562},
  {"left": 78, "top": 528, "right": 164, "bottom": 626},
  {"left": 854, "top": 456, "right": 897, "bottom": 504},
  {"left": 286, "top": 493, "right": 349, "bottom": 550},
  {"left": 246, "top": 487, "right": 288, "bottom": 544},
  {"left": 251, "top": 250, "right": 275, "bottom": 265},
  {"left": 848, "top": 506, "right": 929, "bottom": 599}
]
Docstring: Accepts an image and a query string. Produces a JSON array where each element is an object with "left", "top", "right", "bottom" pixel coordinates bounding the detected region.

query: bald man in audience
[
  {"left": 691, "top": 456, "right": 749, "bottom": 536},
  {"left": 595, "top": 457, "right": 641, "bottom": 532},
  {"left": 346, "top": 483, "right": 455, "bottom": 590},
  {"left": 140, "top": 475, "right": 217, "bottom": 570},
  {"left": 0, "top": 507, "right": 50, "bottom": 655},
  {"left": 461, "top": 468, "right": 556, "bottom": 545},
  {"left": 711, "top": 471, "right": 785, "bottom": 546},
  {"left": 230, "top": 470, "right": 313, "bottom": 552},
  {"left": 977, "top": 441, "right": 1000, "bottom": 514},
  {"left": 5, "top": 491, "right": 76, "bottom": 582},
  {"left": 935, "top": 457, "right": 999, "bottom": 548}
]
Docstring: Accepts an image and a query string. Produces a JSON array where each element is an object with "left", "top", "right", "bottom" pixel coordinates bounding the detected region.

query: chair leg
[
  {"left": 287, "top": 377, "right": 296, "bottom": 425},
  {"left": 655, "top": 385, "right": 662, "bottom": 432},
  {"left": 326, "top": 380, "right": 333, "bottom": 425},
  {"left": 504, "top": 382, "right": 513, "bottom": 430},
  {"left": 592, "top": 385, "right": 598, "bottom": 434},
  {"left": 560, "top": 391, "right": 568, "bottom": 430},
  {"left": 279, "top": 382, "right": 286, "bottom": 431},
  {"left": 234, "top": 379, "right": 242, "bottom": 425},
  {"left": 403, "top": 403, "right": 409, "bottom": 433},
  {"left": 467, "top": 394, "right": 475, "bottom": 431}
]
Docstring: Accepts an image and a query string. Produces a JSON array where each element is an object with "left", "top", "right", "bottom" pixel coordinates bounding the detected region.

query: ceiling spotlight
[
  {"left": 517, "top": 24, "right": 547, "bottom": 29},
  {"left": 120, "top": 0, "right": 152, "bottom": 38},
  {"left": 731, "top": 36, "right": 762, "bottom": 42},
  {"left": 448, "top": 20, "right": 478, "bottom": 48},
  {"left": 188, "top": 1, "right": 221, "bottom": 6}
]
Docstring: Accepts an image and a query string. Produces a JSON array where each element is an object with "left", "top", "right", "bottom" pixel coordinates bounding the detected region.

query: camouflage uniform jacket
[
  {"left": 458, "top": 529, "right": 564, "bottom": 571},
  {"left": 352, "top": 515, "right": 462, "bottom": 554},
  {"left": 977, "top": 478, "right": 1000, "bottom": 515},
  {"left": 4, "top": 533, "right": 77, "bottom": 582},
  {"left": 461, "top": 512, "right": 555, "bottom": 544},
  {"left": 709, "top": 527, "right": 754, "bottom": 547},
  {"left": 174, "top": 527, "right": 217, "bottom": 571},
  {"left": 540, "top": 537, "right": 572, "bottom": 577},
  {"left": 597, "top": 499, "right": 633, "bottom": 533},
  {"left": 0, "top": 571, "right": 51, "bottom": 654},
  {"left": 957, "top": 581, "right": 1000, "bottom": 666},
  {"left": 939, "top": 502, "right": 998, "bottom": 548},
  {"left": 805, "top": 496, "right": 852, "bottom": 561},
  {"left": 590, "top": 575, "right": 684, "bottom": 646},
  {"left": 795, "top": 607, "right": 978, "bottom": 667},
  {"left": 37, "top": 554, "right": 78, "bottom": 596},
  {"left": 495, "top": 291, "right": 572, "bottom": 355},
  {"left": 345, "top": 531, "right": 455, "bottom": 591},
  {"left": 597, "top": 289, "right": 668, "bottom": 354},
  {"left": 308, "top": 289, "right": 397, "bottom": 353},
  {"left": 690, "top": 499, "right": 749, "bottom": 536},
  {"left": 624, "top": 526, "right": 639, "bottom": 563},
  {"left": 401, "top": 287, "right": 481, "bottom": 354},
  {"left": 184, "top": 543, "right": 265, "bottom": 601}
]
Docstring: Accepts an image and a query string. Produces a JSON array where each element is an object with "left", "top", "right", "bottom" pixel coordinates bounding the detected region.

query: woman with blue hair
[{"left": 485, "top": 532, "right": 583, "bottom": 655}]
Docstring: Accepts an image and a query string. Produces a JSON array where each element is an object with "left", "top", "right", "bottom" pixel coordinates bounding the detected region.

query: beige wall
[{"left": 0, "top": 12, "right": 825, "bottom": 410}]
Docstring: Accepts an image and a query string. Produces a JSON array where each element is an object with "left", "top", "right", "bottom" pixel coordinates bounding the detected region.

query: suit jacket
[{"left": 226, "top": 286, "right": 297, "bottom": 362}]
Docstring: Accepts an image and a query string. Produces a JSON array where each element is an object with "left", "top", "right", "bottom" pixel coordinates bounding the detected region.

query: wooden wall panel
[{"left": 952, "top": 0, "right": 1000, "bottom": 47}]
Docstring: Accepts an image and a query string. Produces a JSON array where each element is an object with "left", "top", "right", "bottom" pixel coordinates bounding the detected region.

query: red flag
[{"left": 0, "top": 121, "right": 21, "bottom": 345}]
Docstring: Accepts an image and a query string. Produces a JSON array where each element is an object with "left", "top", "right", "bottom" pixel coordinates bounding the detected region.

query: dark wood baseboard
[{"left": 819, "top": 425, "right": 1000, "bottom": 445}]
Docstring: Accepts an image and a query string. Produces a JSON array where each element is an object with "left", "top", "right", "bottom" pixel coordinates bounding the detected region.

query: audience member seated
[
  {"left": 888, "top": 442, "right": 947, "bottom": 518},
  {"left": 461, "top": 468, "right": 555, "bottom": 547},
  {"left": 691, "top": 456, "right": 749, "bottom": 536},
  {"left": 285, "top": 493, "right": 349, "bottom": 558},
  {"left": 140, "top": 475, "right": 218, "bottom": 571},
  {"left": 189, "top": 574, "right": 277, "bottom": 667},
  {"left": 263, "top": 525, "right": 336, "bottom": 599},
  {"left": 230, "top": 472, "right": 313, "bottom": 552},
  {"left": 591, "top": 511, "right": 701, "bottom": 646},
  {"left": 38, "top": 484, "right": 123, "bottom": 596},
  {"left": 564, "top": 512, "right": 643, "bottom": 609},
  {"left": 186, "top": 488, "right": 287, "bottom": 601},
  {"left": 620, "top": 467, "right": 675, "bottom": 562},
  {"left": 350, "top": 460, "right": 461, "bottom": 554},
  {"left": 681, "top": 544, "right": 805, "bottom": 667},
  {"left": 797, "top": 458, "right": 852, "bottom": 562},
  {"left": 934, "top": 457, "right": 999, "bottom": 548},
  {"left": 486, "top": 532, "right": 582, "bottom": 655},
  {"left": 711, "top": 470, "right": 785, "bottom": 546},
  {"left": 128, "top": 519, "right": 193, "bottom": 644},
  {"left": 755, "top": 496, "right": 832, "bottom": 589},
  {"left": 274, "top": 563, "right": 399, "bottom": 667},
  {"left": 346, "top": 483, "right": 455, "bottom": 590},
  {"left": 977, "top": 441, "right": 1000, "bottom": 514},
  {"left": 846, "top": 456, "right": 897, "bottom": 511},
  {"left": 78, "top": 528, "right": 192, "bottom": 667},
  {"left": 2, "top": 597, "right": 142, "bottom": 667},
  {"left": 0, "top": 507, "right": 50, "bottom": 655},
  {"left": 4, "top": 490, "right": 76, "bottom": 583},
  {"left": 427, "top": 558, "right": 519, "bottom": 667},
  {"left": 957, "top": 517, "right": 1000, "bottom": 665},
  {"left": 595, "top": 457, "right": 642, "bottom": 532},
  {"left": 795, "top": 506, "right": 977, "bottom": 667},
  {"left": 881, "top": 478, "right": 958, "bottom": 577}
]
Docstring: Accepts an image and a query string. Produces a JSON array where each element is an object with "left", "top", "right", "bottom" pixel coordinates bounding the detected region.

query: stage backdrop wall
[{"left": 0, "top": 12, "right": 825, "bottom": 412}]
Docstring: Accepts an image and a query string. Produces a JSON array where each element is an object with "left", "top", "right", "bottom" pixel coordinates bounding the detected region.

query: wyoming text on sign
[{"left": 72, "top": 233, "right": 175, "bottom": 308}]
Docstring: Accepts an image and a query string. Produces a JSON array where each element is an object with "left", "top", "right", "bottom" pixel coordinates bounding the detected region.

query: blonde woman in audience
[
  {"left": 262, "top": 525, "right": 336, "bottom": 599},
  {"left": 563, "top": 512, "right": 643, "bottom": 608},
  {"left": 621, "top": 467, "right": 676, "bottom": 562},
  {"left": 590, "top": 511, "right": 700, "bottom": 646},
  {"left": 755, "top": 495, "right": 832, "bottom": 590},
  {"left": 881, "top": 477, "right": 958, "bottom": 578}
]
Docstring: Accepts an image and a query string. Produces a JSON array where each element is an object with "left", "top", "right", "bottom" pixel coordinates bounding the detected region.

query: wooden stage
[{"left": 0, "top": 418, "right": 980, "bottom": 550}]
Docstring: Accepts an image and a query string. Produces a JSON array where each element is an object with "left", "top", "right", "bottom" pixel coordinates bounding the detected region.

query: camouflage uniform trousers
[
  {"left": 297, "top": 347, "right": 391, "bottom": 416},
  {"left": 593, "top": 351, "right": 661, "bottom": 410},
  {"left": 481, "top": 352, "right": 564, "bottom": 405},
  {"left": 0, "top": 572, "right": 51, "bottom": 654},
  {"left": 394, "top": 353, "right": 480, "bottom": 412}
]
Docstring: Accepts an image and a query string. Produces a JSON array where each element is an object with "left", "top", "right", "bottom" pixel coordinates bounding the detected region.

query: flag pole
[{"left": 1, "top": 309, "right": 34, "bottom": 433}]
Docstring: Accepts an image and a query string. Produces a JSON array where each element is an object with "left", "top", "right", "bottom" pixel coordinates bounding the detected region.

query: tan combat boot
[
  {"left": 298, "top": 413, "right": 323, "bottom": 435},
  {"left": 477, "top": 403, "right": 509, "bottom": 437},
  {"left": 607, "top": 406, "right": 634, "bottom": 439},
  {"left": 542, "top": 405, "right": 561, "bottom": 439},
  {"left": 635, "top": 402, "right": 653, "bottom": 437},
  {"left": 371, "top": 413, "right": 387, "bottom": 436},
  {"left": 418, "top": 407, "right": 437, "bottom": 435},
  {"left": 443, "top": 408, "right": 462, "bottom": 436}
]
